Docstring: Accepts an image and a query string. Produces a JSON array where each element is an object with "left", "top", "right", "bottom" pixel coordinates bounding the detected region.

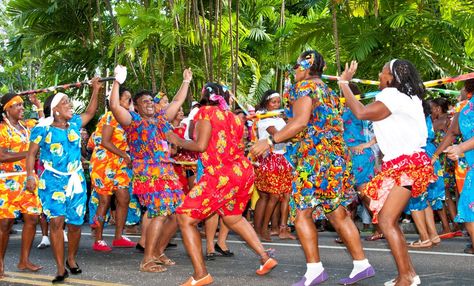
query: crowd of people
[{"left": 0, "top": 51, "right": 473, "bottom": 286}]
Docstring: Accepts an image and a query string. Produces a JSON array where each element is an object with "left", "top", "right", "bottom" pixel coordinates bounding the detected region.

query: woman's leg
[
  {"left": 143, "top": 216, "right": 166, "bottom": 263},
  {"left": 279, "top": 193, "right": 295, "bottom": 239},
  {"left": 253, "top": 191, "right": 269, "bottom": 237},
  {"left": 261, "top": 194, "right": 279, "bottom": 241},
  {"left": 137, "top": 211, "right": 150, "bottom": 248},
  {"left": 154, "top": 214, "right": 179, "bottom": 257},
  {"left": 0, "top": 218, "right": 14, "bottom": 278},
  {"left": 216, "top": 218, "right": 231, "bottom": 250},
  {"left": 18, "top": 214, "right": 41, "bottom": 271},
  {"left": 95, "top": 194, "right": 111, "bottom": 242},
  {"left": 177, "top": 214, "right": 207, "bottom": 279},
  {"left": 378, "top": 186, "right": 416, "bottom": 286},
  {"left": 270, "top": 201, "right": 281, "bottom": 235},
  {"left": 114, "top": 188, "right": 130, "bottom": 241},
  {"left": 49, "top": 216, "right": 66, "bottom": 276},
  {"left": 66, "top": 224, "right": 81, "bottom": 268},
  {"left": 204, "top": 214, "right": 219, "bottom": 255},
  {"left": 437, "top": 206, "right": 452, "bottom": 234},
  {"left": 410, "top": 210, "right": 430, "bottom": 242},
  {"left": 423, "top": 206, "right": 439, "bottom": 240}
]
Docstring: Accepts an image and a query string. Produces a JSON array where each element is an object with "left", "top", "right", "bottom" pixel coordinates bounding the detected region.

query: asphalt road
[{"left": 1, "top": 225, "right": 474, "bottom": 285}]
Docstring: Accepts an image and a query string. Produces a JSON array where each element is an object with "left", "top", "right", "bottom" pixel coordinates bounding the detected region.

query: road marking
[
  {"left": 28, "top": 230, "right": 474, "bottom": 258},
  {"left": 0, "top": 277, "right": 53, "bottom": 285},
  {"left": 5, "top": 271, "right": 130, "bottom": 286}
]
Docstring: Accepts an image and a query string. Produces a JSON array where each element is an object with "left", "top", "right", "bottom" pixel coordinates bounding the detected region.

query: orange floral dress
[
  {"left": 0, "top": 119, "right": 42, "bottom": 218},
  {"left": 176, "top": 106, "right": 254, "bottom": 220}
]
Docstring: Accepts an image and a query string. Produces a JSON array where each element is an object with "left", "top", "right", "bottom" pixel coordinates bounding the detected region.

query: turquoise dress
[
  {"left": 406, "top": 116, "right": 445, "bottom": 213},
  {"left": 342, "top": 107, "right": 375, "bottom": 187},
  {"left": 455, "top": 98, "right": 474, "bottom": 222}
]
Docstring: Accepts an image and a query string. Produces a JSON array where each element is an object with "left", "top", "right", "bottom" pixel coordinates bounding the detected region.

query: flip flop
[{"left": 365, "top": 233, "right": 384, "bottom": 241}]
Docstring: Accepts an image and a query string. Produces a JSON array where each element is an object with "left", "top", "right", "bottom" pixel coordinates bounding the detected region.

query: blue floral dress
[
  {"left": 284, "top": 80, "right": 355, "bottom": 218},
  {"left": 30, "top": 114, "right": 87, "bottom": 225},
  {"left": 342, "top": 107, "right": 375, "bottom": 187},
  {"left": 455, "top": 98, "right": 474, "bottom": 222}
]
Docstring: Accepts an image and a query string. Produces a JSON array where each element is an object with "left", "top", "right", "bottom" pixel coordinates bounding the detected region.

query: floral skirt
[
  {"left": 134, "top": 178, "right": 184, "bottom": 217},
  {"left": 455, "top": 169, "right": 474, "bottom": 223},
  {"left": 365, "top": 151, "right": 436, "bottom": 223},
  {"left": 255, "top": 153, "right": 293, "bottom": 195}
]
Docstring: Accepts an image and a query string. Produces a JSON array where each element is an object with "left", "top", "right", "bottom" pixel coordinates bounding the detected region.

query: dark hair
[
  {"left": 256, "top": 89, "right": 279, "bottom": 111},
  {"left": 389, "top": 59, "right": 425, "bottom": 99},
  {"left": 0, "top": 93, "right": 17, "bottom": 122},
  {"left": 298, "top": 50, "right": 326, "bottom": 77},
  {"left": 199, "top": 82, "right": 230, "bottom": 107},
  {"left": 422, "top": 100, "right": 431, "bottom": 118},
  {"left": 133, "top": 90, "right": 152, "bottom": 105},
  {"left": 465, "top": 79, "right": 474, "bottom": 94},
  {"left": 234, "top": 108, "right": 245, "bottom": 116},
  {"left": 43, "top": 93, "right": 57, "bottom": 118},
  {"left": 119, "top": 86, "right": 131, "bottom": 99},
  {"left": 431, "top": 97, "right": 450, "bottom": 113}
]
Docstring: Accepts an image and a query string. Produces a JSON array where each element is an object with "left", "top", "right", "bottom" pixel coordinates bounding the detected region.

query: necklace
[{"left": 4, "top": 118, "right": 29, "bottom": 143}]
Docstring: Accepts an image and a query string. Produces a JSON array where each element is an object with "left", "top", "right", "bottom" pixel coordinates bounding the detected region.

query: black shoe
[
  {"left": 166, "top": 242, "right": 177, "bottom": 249},
  {"left": 66, "top": 260, "right": 82, "bottom": 275},
  {"left": 214, "top": 243, "right": 234, "bottom": 257},
  {"left": 135, "top": 243, "right": 145, "bottom": 252},
  {"left": 52, "top": 269, "right": 69, "bottom": 283},
  {"left": 205, "top": 252, "right": 216, "bottom": 261}
]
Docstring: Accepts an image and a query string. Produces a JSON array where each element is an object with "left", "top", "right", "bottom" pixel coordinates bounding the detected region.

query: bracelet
[
  {"left": 26, "top": 175, "right": 35, "bottom": 181},
  {"left": 432, "top": 154, "right": 439, "bottom": 160},
  {"left": 268, "top": 134, "right": 276, "bottom": 145},
  {"left": 266, "top": 137, "right": 273, "bottom": 146},
  {"left": 183, "top": 80, "right": 191, "bottom": 83},
  {"left": 337, "top": 80, "right": 350, "bottom": 85}
]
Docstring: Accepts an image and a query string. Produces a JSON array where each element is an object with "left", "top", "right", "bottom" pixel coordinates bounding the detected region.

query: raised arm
[
  {"left": 165, "top": 68, "right": 193, "bottom": 121},
  {"left": 29, "top": 94, "right": 44, "bottom": 118},
  {"left": 339, "top": 61, "right": 391, "bottom": 121},
  {"left": 432, "top": 113, "right": 461, "bottom": 162},
  {"left": 101, "top": 124, "right": 131, "bottom": 167},
  {"left": 80, "top": 77, "right": 102, "bottom": 127},
  {"left": 109, "top": 66, "right": 132, "bottom": 126},
  {"left": 167, "top": 119, "right": 211, "bottom": 153}
]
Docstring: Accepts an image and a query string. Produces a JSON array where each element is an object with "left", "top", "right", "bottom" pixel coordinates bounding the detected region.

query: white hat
[{"left": 191, "top": 101, "right": 199, "bottom": 107}]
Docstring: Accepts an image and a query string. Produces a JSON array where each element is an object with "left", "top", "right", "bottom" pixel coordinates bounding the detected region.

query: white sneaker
[
  {"left": 37, "top": 236, "right": 50, "bottom": 249},
  {"left": 63, "top": 230, "right": 68, "bottom": 243}
]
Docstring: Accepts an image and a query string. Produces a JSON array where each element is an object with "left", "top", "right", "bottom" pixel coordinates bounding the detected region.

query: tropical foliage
[{"left": 1, "top": 0, "right": 473, "bottom": 108}]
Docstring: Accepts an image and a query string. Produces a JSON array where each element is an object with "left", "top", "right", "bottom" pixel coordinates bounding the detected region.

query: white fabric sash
[
  {"left": 43, "top": 162, "right": 83, "bottom": 197},
  {"left": 0, "top": 171, "right": 26, "bottom": 179}
]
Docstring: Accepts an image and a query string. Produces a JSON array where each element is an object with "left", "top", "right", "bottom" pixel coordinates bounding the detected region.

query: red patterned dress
[{"left": 176, "top": 106, "right": 254, "bottom": 220}]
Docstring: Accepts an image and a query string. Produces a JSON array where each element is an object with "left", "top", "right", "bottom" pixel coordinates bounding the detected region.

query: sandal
[
  {"left": 365, "top": 233, "right": 384, "bottom": 241},
  {"left": 431, "top": 236, "right": 441, "bottom": 246},
  {"left": 407, "top": 239, "right": 432, "bottom": 248},
  {"left": 334, "top": 237, "right": 344, "bottom": 244},
  {"left": 180, "top": 274, "right": 214, "bottom": 286},
  {"left": 463, "top": 247, "right": 474, "bottom": 254},
  {"left": 139, "top": 260, "right": 167, "bottom": 273},
  {"left": 154, "top": 254, "right": 176, "bottom": 266}
]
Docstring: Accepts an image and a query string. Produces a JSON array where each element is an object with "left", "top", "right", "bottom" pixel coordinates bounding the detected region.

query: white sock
[
  {"left": 349, "top": 259, "right": 371, "bottom": 278},
  {"left": 41, "top": 236, "right": 50, "bottom": 245},
  {"left": 304, "top": 262, "right": 324, "bottom": 286},
  {"left": 63, "top": 230, "right": 68, "bottom": 243}
]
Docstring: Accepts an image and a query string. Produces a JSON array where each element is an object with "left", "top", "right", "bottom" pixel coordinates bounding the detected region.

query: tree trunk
[
  {"left": 103, "top": 0, "right": 139, "bottom": 81},
  {"left": 208, "top": 0, "right": 214, "bottom": 81},
  {"left": 228, "top": 0, "right": 234, "bottom": 91},
  {"left": 169, "top": 0, "right": 186, "bottom": 69},
  {"left": 194, "top": 0, "right": 210, "bottom": 80},
  {"left": 233, "top": 0, "right": 239, "bottom": 94},
  {"left": 331, "top": 0, "right": 341, "bottom": 74},
  {"left": 374, "top": 0, "right": 379, "bottom": 18},
  {"left": 217, "top": 0, "right": 222, "bottom": 82}
]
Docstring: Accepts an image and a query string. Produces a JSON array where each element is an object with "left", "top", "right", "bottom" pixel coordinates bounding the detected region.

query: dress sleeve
[
  {"left": 105, "top": 112, "right": 118, "bottom": 129},
  {"left": 195, "top": 106, "right": 212, "bottom": 122},
  {"left": 30, "top": 126, "right": 45, "bottom": 146},
  {"left": 0, "top": 125, "right": 8, "bottom": 148},
  {"left": 376, "top": 88, "right": 402, "bottom": 114}
]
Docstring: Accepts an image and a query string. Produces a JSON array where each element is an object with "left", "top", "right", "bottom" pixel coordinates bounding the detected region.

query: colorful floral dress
[
  {"left": 88, "top": 111, "right": 140, "bottom": 226},
  {"left": 172, "top": 123, "right": 198, "bottom": 194},
  {"left": 176, "top": 106, "right": 254, "bottom": 220},
  {"left": 342, "top": 107, "right": 375, "bottom": 187},
  {"left": 435, "top": 129, "right": 458, "bottom": 198},
  {"left": 123, "top": 111, "right": 183, "bottom": 218},
  {"left": 455, "top": 97, "right": 474, "bottom": 222},
  {"left": 255, "top": 117, "right": 293, "bottom": 195},
  {"left": 30, "top": 115, "right": 86, "bottom": 225},
  {"left": 406, "top": 116, "right": 445, "bottom": 213},
  {"left": 283, "top": 80, "right": 355, "bottom": 217},
  {"left": 0, "top": 119, "right": 42, "bottom": 219}
]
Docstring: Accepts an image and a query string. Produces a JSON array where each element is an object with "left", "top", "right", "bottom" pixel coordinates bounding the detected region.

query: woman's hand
[
  {"left": 26, "top": 176, "right": 36, "bottom": 193},
  {"left": 123, "top": 154, "right": 132, "bottom": 169},
  {"left": 250, "top": 139, "right": 271, "bottom": 157},
  {"left": 183, "top": 68, "right": 193, "bottom": 82},
  {"left": 340, "top": 60, "right": 358, "bottom": 81},
  {"left": 29, "top": 94, "right": 42, "bottom": 108},
  {"left": 350, "top": 142, "right": 366, "bottom": 155},
  {"left": 444, "top": 144, "right": 463, "bottom": 161},
  {"left": 91, "top": 76, "right": 103, "bottom": 92},
  {"left": 166, "top": 132, "right": 181, "bottom": 147}
]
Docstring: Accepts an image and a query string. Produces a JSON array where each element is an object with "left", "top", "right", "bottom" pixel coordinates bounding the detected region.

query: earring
[{"left": 55, "top": 111, "right": 60, "bottom": 116}]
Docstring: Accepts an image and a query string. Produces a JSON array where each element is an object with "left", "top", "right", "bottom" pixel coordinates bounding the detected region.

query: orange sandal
[
  {"left": 256, "top": 258, "right": 278, "bottom": 275},
  {"left": 180, "top": 274, "right": 214, "bottom": 286}
]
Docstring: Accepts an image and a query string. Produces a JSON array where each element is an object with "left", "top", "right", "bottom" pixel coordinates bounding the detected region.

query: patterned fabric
[
  {"left": 90, "top": 112, "right": 132, "bottom": 195},
  {"left": 88, "top": 186, "right": 142, "bottom": 226},
  {"left": 342, "top": 108, "right": 375, "bottom": 187},
  {"left": 455, "top": 98, "right": 474, "bottom": 222},
  {"left": 30, "top": 114, "right": 87, "bottom": 225},
  {"left": 283, "top": 80, "right": 355, "bottom": 215},
  {"left": 255, "top": 153, "right": 293, "bottom": 194},
  {"left": 406, "top": 116, "right": 445, "bottom": 213},
  {"left": 435, "top": 130, "right": 458, "bottom": 197},
  {"left": 0, "top": 119, "right": 42, "bottom": 218},
  {"left": 123, "top": 111, "right": 183, "bottom": 217},
  {"left": 172, "top": 123, "right": 198, "bottom": 194},
  {"left": 176, "top": 106, "right": 254, "bottom": 220},
  {"left": 365, "top": 151, "right": 436, "bottom": 223}
]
